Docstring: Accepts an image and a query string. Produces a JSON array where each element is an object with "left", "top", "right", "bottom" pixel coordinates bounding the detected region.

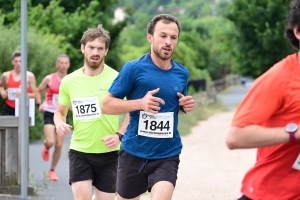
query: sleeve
[
  {"left": 232, "top": 69, "right": 285, "bottom": 127},
  {"left": 108, "top": 62, "right": 134, "bottom": 99},
  {"left": 58, "top": 78, "right": 70, "bottom": 107}
]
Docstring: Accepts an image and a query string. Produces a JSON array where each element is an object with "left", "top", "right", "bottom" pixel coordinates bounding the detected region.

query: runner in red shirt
[
  {"left": 36, "top": 54, "right": 70, "bottom": 181},
  {"left": 226, "top": 1, "right": 300, "bottom": 199},
  {"left": 0, "top": 50, "right": 37, "bottom": 116}
]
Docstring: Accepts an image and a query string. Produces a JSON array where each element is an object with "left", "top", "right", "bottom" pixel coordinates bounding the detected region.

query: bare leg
[
  {"left": 44, "top": 125, "right": 55, "bottom": 148},
  {"left": 151, "top": 181, "right": 174, "bottom": 200},
  {"left": 51, "top": 133, "right": 65, "bottom": 169},
  {"left": 72, "top": 180, "right": 93, "bottom": 200},
  {"left": 94, "top": 187, "right": 116, "bottom": 200}
]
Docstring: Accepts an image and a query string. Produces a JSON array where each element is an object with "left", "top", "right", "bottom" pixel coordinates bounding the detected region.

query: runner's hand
[
  {"left": 56, "top": 121, "right": 72, "bottom": 136},
  {"left": 16, "top": 89, "right": 21, "bottom": 97},
  {"left": 0, "top": 90, "right": 7, "bottom": 99},
  {"left": 102, "top": 135, "right": 120, "bottom": 150},
  {"left": 141, "top": 88, "right": 165, "bottom": 114},
  {"left": 177, "top": 92, "right": 195, "bottom": 113},
  {"left": 39, "top": 104, "right": 45, "bottom": 113}
]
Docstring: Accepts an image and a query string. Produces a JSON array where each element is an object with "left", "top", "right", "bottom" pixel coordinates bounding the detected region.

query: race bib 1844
[
  {"left": 138, "top": 111, "right": 174, "bottom": 138},
  {"left": 71, "top": 96, "right": 100, "bottom": 120}
]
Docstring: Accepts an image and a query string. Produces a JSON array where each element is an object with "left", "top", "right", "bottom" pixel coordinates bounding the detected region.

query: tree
[
  {"left": 226, "top": 0, "right": 294, "bottom": 78},
  {"left": 1, "top": 0, "right": 130, "bottom": 72}
]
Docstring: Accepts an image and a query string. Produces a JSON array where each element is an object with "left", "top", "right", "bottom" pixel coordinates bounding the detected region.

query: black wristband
[
  {"left": 36, "top": 103, "right": 40, "bottom": 107},
  {"left": 180, "top": 106, "right": 187, "bottom": 114},
  {"left": 115, "top": 132, "right": 124, "bottom": 141}
]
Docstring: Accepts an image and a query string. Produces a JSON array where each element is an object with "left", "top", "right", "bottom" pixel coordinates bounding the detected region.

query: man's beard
[
  {"left": 153, "top": 46, "right": 173, "bottom": 61},
  {"left": 85, "top": 56, "right": 104, "bottom": 69}
]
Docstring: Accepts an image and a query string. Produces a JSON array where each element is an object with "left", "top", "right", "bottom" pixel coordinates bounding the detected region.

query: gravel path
[{"left": 141, "top": 111, "right": 256, "bottom": 200}]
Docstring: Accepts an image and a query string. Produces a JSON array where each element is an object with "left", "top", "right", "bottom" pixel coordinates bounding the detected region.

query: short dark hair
[
  {"left": 285, "top": 0, "right": 300, "bottom": 50},
  {"left": 12, "top": 50, "right": 21, "bottom": 60},
  {"left": 147, "top": 14, "right": 181, "bottom": 36},
  {"left": 80, "top": 24, "right": 110, "bottom": 49}
]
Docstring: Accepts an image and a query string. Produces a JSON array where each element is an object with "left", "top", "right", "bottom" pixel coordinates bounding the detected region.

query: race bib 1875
[
  {"left": 138, "top": 111, "right": 174, "bottom": 138},
  {"left": 71, "top": 96, "right": 100, "bottom": 120}
]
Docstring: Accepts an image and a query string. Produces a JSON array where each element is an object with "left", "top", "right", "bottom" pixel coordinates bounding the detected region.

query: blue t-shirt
[{"left": 109, "top": 53, "right": 189, "bottom": 159}]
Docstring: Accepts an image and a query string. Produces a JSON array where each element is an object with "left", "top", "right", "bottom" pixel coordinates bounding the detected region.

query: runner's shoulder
[{"left": 1, "top": 71, "right": 9, "bottom": 78}]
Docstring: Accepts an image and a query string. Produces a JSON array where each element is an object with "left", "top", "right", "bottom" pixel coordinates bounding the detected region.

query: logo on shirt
[
  {"left": 72, "top": 100, "right": 82, "bottom": 105},
  {"left": 142, "top": 113, "right": 156, "bottom": 119}
]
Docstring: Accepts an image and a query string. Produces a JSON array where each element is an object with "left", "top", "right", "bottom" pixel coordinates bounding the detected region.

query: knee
[{"left": 45, "top": 141, "right": 54, "bottom": 148}]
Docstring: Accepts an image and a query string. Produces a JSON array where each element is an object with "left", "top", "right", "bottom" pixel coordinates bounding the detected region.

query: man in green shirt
[{"left": 54, "top": 24, "right": 129, "bottom": 200}]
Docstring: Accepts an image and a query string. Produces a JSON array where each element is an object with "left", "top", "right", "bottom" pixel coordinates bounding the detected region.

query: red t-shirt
[{"left": 232, "top": 53, "right": 300, "bottom": 200}]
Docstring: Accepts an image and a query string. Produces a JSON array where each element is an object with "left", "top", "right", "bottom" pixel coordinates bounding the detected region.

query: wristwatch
[
  {"left": 115, "top": 132, "right": 124, "bottom": 142},
  {"left": 285, "top": 123, "right": 298, "bottom": 142}
]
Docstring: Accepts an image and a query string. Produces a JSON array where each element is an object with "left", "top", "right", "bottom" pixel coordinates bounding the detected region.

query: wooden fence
[
  {"left": 209, "top": 74, "right": 241, "bottom": 92},
  {"left": 191, "top": 74, "right": 241, "bottom": 105},
  {"left": 0, "top": 116, "right": 33, "bottom": 195}
]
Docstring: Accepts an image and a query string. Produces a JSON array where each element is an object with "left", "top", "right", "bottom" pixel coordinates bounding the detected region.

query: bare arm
[
  {"left": 0, "top": 72, "right": 8, "bottom": 99},
  {"left": 118, "top": 114, "right": 130, "bottom": 135},
  {"left": 225, "top": 125, "right": 298, "bottom": 149},
  {"left": 54, "top": 102, "right": 72, "bottom": 136},
  {"left": 101, "top": 88, "right": 165, "bottom": 115},
  {"left": 102, "top": 113, "right": 130, "bottom": 150},
  {"left": 27, "top": 72, "right": 38, "bottom": 99},
  {"left": 36, "top": 75, "right": 51, "bottom": 112}
]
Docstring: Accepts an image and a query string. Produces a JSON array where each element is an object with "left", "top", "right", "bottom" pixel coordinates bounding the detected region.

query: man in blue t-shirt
[{"left": 102, "top": 14, "right": 195, "bottom": 200}]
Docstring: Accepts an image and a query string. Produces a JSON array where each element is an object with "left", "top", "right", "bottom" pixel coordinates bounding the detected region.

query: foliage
[
  {"left": 225, "top": 0, "right": 294, "bottom": 78},
  {"left": 29, "top": 172, "right": 48, "bottom": 196},
  {"left": 0, "top": 23, "right": 66, "bottom": 141},
  {"left": 194, "top": 16, "right": 236, "bottom": 79},
  {"left": 1, "top": 0, "right": 130, "bottom": 72},
  {"left": 188, "top": 85, "right": 196, "bottom": 96},
  {"left": 117, "top": 0, "right": 234, "bottom": 80},
  {"left": 119, "top": 44, "right": 149, "bottom": 69}
]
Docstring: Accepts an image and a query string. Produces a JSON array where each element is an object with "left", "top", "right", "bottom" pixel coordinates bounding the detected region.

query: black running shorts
[
  {"left": 2, "top": 104, "right": 15, "bottom": 116},
  {"left": 117, "top": 149, "right": 180, "bottom": 199},
  {"left": 44, "top": 111, "right": 69, "bottom": 125},
  {"left": 69, "top": 149, "right": 118, "bottom": 193}
]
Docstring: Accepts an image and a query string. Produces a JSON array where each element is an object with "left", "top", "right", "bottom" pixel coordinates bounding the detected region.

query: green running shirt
[{"left": 59, "top": 65, "right": 120, "bottom": 153}]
